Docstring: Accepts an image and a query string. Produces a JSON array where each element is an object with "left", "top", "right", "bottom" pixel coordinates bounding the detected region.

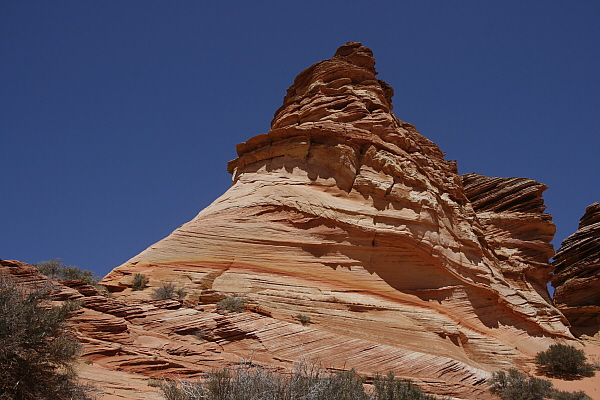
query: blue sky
[{"left": 2, "top": 1, "right": 599, "bottom": 279}]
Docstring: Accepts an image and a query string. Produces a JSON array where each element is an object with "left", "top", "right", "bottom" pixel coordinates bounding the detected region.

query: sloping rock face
[
  {"left": 461, "top": 174, "right": 556, "bottom": 309},
  {"left": 1, "top": 259, "right": 493, "bottom": 399},
  {"left": 552, "top": 202, "right": 600, "bottom": 336},
  {"left": 99, "top": 42, "right": 572, "bottom": 398}
]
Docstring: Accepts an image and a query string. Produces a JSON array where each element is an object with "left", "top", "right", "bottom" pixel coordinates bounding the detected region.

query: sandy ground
[
  {"left": 76, "top": 343, "right": 600, "bottom": 399},
  {"left": 77, "top": 362, "right": 163, "bottom": 400}
]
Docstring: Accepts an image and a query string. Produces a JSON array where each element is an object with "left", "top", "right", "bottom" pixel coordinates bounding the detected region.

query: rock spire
[{"left": 100, "top": 43, "right": 572, "bottom": 398}]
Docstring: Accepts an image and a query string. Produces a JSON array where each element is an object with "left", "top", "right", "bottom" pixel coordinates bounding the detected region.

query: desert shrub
[
  {"left": 96, "top": 284, "right": 115, "bottom": 298},
  {"left": 536, "top": 343, "right": 595, "bottom": 378},
  {"left": 132, "top": 273, "right": 150, "bottom": 290},
  {"left": 35, "top": 259, "right": 98, "bottom": 286},
  {"left": 0, "top": 275, "right": 93, "bottom": 399},
  {"left": 151, "top": 283, "right": 187, "bottom": 300},
  {"left": 591, "top": 356, "right": 600, "bottom": 370},
  {"left": 176, "top": 287, "right": 187, "bottom": 299},
  {"left": 552, "top": 390, "right": 592, "bottom": 400},
  {"left": 217, "top": 296, "right": 246, "bottom": 313},
  {"left": 151, "top": 283, "right": 176, "bottom": 300},
  {"left": 489, "top": 368, "right": 591, "bottom": 400},
  {"left": 147, "top": 378, "right": 162, "bottom": 387},
  {"left": 295, "top": 314, "right": 311, "bottom": 326},
  {"left": 490, "top": 369, "right": 553, "bottom": 400},
  {"left": 159, "top": 361, "right": 439, "bottom": 400},
  {"left": 160, "top": 379, "right": 206, "bottom": 399},
  {"left": 373, "top": 371, "right": 437, "bottom": 399}
]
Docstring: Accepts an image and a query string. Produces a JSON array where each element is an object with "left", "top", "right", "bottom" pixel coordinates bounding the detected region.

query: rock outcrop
[
  {"left": 95, "top": 42, "right": 572, "bottom": 398},
  {"left": 552, "top": 202, "right": 600, "bottom": 336},
  {"left": 461, "top": 173, "right": 556, "bottom": 309}
]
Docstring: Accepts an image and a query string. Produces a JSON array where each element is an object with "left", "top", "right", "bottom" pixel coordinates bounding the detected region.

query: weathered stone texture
[
  {"left": 552, "top": 202, "right": 600, "bottom": 336},
  {"left": 94, "top": 43, "right": 574, "bottom": 397}
]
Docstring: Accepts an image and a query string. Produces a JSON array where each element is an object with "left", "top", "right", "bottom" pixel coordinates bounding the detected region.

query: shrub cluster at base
[
  {"left": 535, "top": 344, "right": 596, "bottom": 379},
  {"left": 0, "top": 275, "right": 93, "bottom": 400},
  {"left": 158, "top": 362, "right": 441, "bottom": 400},
  {"left": 490, "top": 368, "right": 591, "bottom": 400}
]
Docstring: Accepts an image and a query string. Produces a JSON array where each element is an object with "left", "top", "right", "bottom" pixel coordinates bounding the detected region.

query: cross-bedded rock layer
[
  {"left": 99, "top": 42, "right": 571, "bottom": 398},
  {"left": 461, "top": 173, "right": 556, "bottom": 306},
  {"left": 552, "top": 202, "right": 600, "bottom": 336}
]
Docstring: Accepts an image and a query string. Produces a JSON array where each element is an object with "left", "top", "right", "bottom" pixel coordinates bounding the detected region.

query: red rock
[
  {"left": 461, "top": 173, "right": 557, "bottom": 303},
  {"left": 4, "top": 43, "right": 588, "bottom": 400},
  {"left": 552, "top": 202, "right": 600, "bottom": 336},
  {"left": 97, "top": 43, "right": 573, "bottom": 398}
]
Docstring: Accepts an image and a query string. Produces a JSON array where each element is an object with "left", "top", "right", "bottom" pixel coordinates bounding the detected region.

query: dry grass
[{"left": 158, "top": 360, "right": 440, "bottom": 400}]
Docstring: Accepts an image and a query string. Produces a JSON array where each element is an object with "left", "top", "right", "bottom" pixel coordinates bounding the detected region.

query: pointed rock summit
[{"left": 101, "top": 43, "right": 572, "bottom": 398}]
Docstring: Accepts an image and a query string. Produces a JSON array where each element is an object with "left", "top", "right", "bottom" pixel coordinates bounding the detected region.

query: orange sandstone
[{"left": 94, "top": 43, "right": 574, "bottom": 398}]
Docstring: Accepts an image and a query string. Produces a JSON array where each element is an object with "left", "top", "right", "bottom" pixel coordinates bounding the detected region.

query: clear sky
[{"left": 2, "top": 1, "right": 599, "bottom": 280}]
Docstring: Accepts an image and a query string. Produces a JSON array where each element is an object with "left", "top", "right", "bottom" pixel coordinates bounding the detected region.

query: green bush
[
  {"left": 217, "top": 296, "right": 247, "bottom": 313},
  {"left": 536, "top": 344, "right": 595, "bottom": 379},
  {"left": 0, "top": 275, "right": 93, "bottom": 399},
  {"left": 295, "top": 314, "right": 311, "bottom": 326},
  {"left": 147, "top": 378, "right": 162, "bottom": 387},
  {"left": 35, "top": 259, "right": 98, "bottom": 286},
  {"left": 132, "top": 273, "right": 149, "bottom": 291},
  {"left": 490, "top": 369, "right": 553, "bottom": 400},
  {"left": 151, "top": 283, "right": 176, "bottom": 300},
  {"left": 373, "top": 371, "right": 438, "bottom": 400},
  {"left": 176, "top": 287, "right": 187, "bottom": 299},
  {"left": 489, "top": 368, "right": 591, "bottom": 400},
  {"left": 159, "top": 361, "right": 439, "bottom": 400},
  {"left": 151, "top": 283, "right": 187, "bottom": 300},
  {"left": 552, "top": 390, "right": 593, "bottom": 400}
]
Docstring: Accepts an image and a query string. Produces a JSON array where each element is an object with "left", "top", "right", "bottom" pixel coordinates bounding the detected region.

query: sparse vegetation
[
  {"left": 552, "top": 391, "right": 593, "bottom": 400},
  {"left": 96, "top": 284, "right": 115, "bottom": 298},
  {"left": 158, "top": 361, "right": 440, "bottom": 400},
  {"left": 217, "top": 296, "right": 247, "bottom": 313},
  {"left": 151, "top": 283, "right": 189, "bottom": 300},
  {"left": 489, "top": 368, "right": 591, "bottom": 400},
  {"left": 148, "top": 378, "right": 162, "bottom": 387},
  {"left": 132, "top": 273, "right": 150, "bottom": 291},
  {"left": 295, "top": 314, "right": 311, "bottom": 326},
  {"left": 194, "top": 329, "right": 208, "bottom": 340},
  {"left": 590, "top": 356, "right": 600, "bottom": 371},
  {"left": 372, "top": 371, "right": 438, "bottom": 400},
  {"left": 176, "top": 287, "right": 187, "bottom": 299},
  {"left": 35, "top": 259, "right": 98, "bottom": 286},
  {"left": 0, "top": 275, "right": 93, "bottom": 399},
  {"left": 535, "top": 343, "right": 595, "bottom": 379}
]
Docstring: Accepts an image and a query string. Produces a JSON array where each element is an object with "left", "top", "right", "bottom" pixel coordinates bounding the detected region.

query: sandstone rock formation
[
  {"left": 552, "top": 202, "right": 600, "bottom": 336},
  {"left": 0, "top": 258, "right": 489, "bottom": 399},
  {"left": 461, "top": 173, "right": 556, "bottom": 310},
  {"left": 94, "top": 42, "right": 573, "bottom": 398}
]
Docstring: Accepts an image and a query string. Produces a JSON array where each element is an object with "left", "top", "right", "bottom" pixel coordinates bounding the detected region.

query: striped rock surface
[
  {"left": 98, "top": 42, "right": 573, "bottom": 398},
  {"left": 552, "top": 202, "right": 600, "bottom": 337}
]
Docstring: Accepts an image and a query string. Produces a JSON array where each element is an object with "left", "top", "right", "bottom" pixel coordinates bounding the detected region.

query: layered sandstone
[
  {"left": 461, "top": 174, "right": 556, "bottom": 306},
  {"left": 552, "top": 202, "right": 600, "bottom": 336},
  {"left": 97, "top": 42, "right": 572, "bottom": 398},
  {"left": 1, "top": 259, "right": 491, "bottom": 399}
]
